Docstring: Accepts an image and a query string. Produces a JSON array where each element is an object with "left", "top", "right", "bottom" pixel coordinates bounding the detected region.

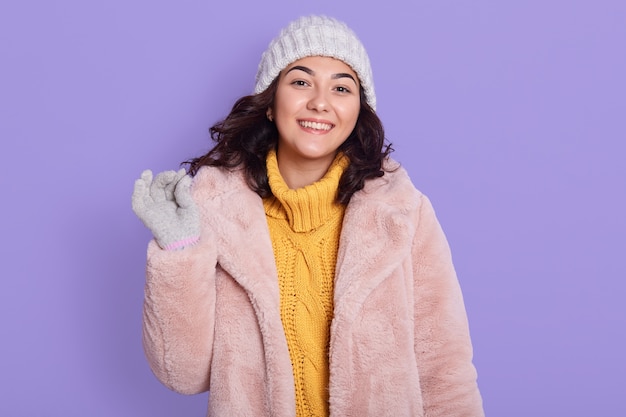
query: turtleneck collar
[{"left": 263, "top": 149, "right": 350, "bottom": 233}]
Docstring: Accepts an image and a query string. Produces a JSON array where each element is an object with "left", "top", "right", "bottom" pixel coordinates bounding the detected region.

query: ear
[{"left": 266, "top": 108, "right": 273, "bottom": 122}]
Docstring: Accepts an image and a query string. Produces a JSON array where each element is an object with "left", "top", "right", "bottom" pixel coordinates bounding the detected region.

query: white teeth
[{"left": 299, "top": 120, "right": 332, "bottom": 131}]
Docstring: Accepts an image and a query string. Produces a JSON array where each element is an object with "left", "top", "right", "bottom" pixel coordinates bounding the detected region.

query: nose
[{"left": 306, "top": 88, "right": 329, "bottom": 112}]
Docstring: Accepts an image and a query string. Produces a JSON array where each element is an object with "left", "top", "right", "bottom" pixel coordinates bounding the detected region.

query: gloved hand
[{"left": 132, "top": 169, "right": 200, "bottom": 250}]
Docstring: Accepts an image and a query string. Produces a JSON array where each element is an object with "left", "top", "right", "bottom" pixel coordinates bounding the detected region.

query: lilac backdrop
[{"left": 1, "top": 0, "right": 624, "bottom": 415}]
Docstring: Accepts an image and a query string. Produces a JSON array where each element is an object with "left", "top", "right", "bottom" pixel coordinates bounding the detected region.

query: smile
[{"left": 298, "top": 120, "right": 333, "bottom": 131}]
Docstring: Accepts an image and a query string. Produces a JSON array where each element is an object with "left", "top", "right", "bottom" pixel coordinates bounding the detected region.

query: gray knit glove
[{"left": 132, "top": 169, "right": 200, "bottom": 250}]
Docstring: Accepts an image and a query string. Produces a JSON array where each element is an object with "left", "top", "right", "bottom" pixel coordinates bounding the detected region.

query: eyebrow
[{"left": 286, "top": 65, "right": 358, "bottom": 85}]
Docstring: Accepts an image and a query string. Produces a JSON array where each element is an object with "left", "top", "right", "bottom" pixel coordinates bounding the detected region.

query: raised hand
[{"left": 132, "top": 169, "right": 200, "bottom": 250}]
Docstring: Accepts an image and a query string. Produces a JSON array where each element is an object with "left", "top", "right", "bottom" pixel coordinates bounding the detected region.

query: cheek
[
  {"left": 340, "top": 102, "right": 361, "bottom": 127},
  {"left": 274, "top": 89, "right": 307, "bottom": 117},
  {"left": 272, "top": 96, "right": 286, "bottom": 118},
  {"left": 272, "top": 88, "right": 290, "bottom": 116}
]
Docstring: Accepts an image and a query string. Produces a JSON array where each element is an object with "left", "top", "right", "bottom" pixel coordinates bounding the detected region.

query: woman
[{"left": 132, "top": 15, "right": 484, "bottom": 417}]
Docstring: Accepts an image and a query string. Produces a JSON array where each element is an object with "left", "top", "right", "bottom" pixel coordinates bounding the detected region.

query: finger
[
  {"left": 174, "top": 174, "right": 195, "bottom": 209},
  {"left": 176, "top": 168, "right": 187, "bottom": 180},
  {"left": 165, "top": 169, "right": 185, "bottom": 201},
  {"left": 150, "top": 171, "right": 177, "bottom": 202},
  {"left": 168, "top": 168, "right": 189, "bottom": 202},
  {"left": 131, "top": 177, "right": 148, "bottom": 215},
  {"left": 141, "top": 169, "right": 153, "bottom": 184},
  {"left": 132, "top": 170, "right": 153, "bottom": 214}
]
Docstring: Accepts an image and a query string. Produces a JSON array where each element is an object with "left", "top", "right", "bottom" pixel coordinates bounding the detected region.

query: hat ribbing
[{"left": 254, "top": 15, "right": 376, "bottom": 110}]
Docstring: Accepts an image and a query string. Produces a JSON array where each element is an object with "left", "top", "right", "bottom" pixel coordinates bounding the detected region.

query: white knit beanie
[{"left": 254, "top": 15, "right": 376, "bottom": 110}]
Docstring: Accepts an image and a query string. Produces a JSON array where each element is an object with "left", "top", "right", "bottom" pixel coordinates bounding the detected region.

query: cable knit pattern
[{"left": 263, "top": 149, "right": 349, "bottom": 417}]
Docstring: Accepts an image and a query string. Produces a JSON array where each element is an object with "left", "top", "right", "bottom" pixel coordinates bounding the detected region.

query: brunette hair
[{"left": 184, "top": 78, "right": 393, "bottom": 205}]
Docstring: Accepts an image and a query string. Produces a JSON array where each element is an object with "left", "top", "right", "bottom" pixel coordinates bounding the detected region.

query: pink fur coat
[{"left": 141, "top": 162, "right": 484, "bottom": 416}]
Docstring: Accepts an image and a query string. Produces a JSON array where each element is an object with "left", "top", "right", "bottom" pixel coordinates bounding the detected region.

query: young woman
[{"left": 132, "top": 15, "right": 484, "bottom": 417}]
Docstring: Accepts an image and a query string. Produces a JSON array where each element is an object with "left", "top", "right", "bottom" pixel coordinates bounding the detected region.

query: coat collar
[
  {"left": 332, "top": 163, "right": 421, "bottom": 325},
  {"left": 194, "top": 166, "right": 296, "bottom": 414},
  {"left": 197, "top": 161, "right": 421, "bottom": 325}
]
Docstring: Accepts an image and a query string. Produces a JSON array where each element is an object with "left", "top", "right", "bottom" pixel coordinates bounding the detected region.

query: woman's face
[{"left": 270, "top": 56, "right": 361, "bottom": 171}]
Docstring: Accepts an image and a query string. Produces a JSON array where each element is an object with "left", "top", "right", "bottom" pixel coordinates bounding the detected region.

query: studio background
[{"left": 1, "top": 0, "right": 624, "bottom": 415}]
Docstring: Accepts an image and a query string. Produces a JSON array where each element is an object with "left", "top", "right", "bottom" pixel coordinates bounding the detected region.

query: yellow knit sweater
[{"left": 263, "top": 150, "right": 349, "bottom": 417}]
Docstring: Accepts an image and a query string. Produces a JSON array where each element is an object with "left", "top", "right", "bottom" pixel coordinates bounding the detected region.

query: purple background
[{"left": 1, "top": 0, "right": 624, "bottom": 415}]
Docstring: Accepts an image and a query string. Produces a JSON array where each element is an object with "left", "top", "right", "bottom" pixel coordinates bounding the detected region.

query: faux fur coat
[{"left": 141, "top": 162, "right": 484, "bottom": 417}]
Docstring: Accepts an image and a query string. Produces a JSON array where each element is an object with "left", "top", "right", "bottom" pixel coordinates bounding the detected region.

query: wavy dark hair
[{"left": 184, "top": 77, "right": 393, "bottom": 205}]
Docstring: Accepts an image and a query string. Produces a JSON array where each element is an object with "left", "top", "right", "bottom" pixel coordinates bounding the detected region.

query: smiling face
[{"left": 269, "top": 56, "right": 361, "bottom": 184}]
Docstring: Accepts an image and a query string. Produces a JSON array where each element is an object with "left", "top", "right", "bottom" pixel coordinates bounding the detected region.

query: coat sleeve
[
  {"left": 142, "top": 236, "right": 218, "bottom": 395},
  {"left": 412, "top": 195, "right": 484, "bottom": 416}
]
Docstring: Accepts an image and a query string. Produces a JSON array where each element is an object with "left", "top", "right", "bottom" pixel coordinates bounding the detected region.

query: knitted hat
[{"left": 254, "top": 15, "right": 376, "bottom": 110}]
